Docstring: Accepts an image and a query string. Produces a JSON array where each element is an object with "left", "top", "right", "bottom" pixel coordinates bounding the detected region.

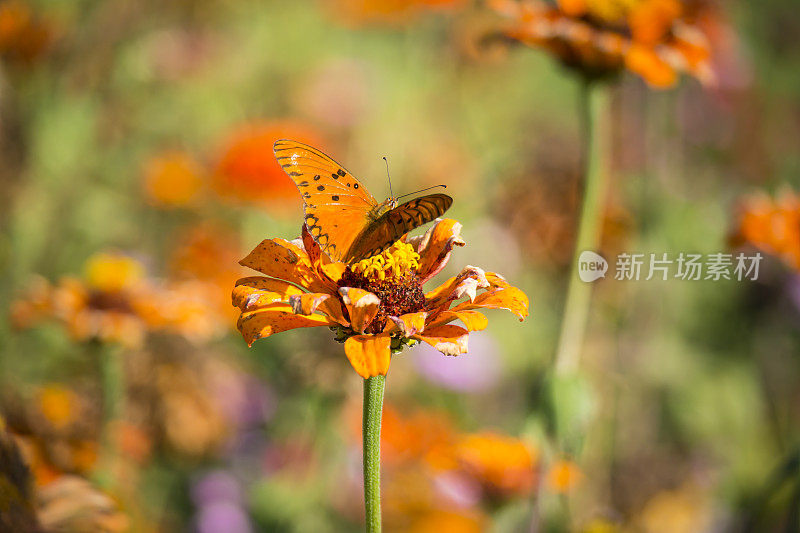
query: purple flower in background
[
  {"left": 195, "top": 502, "right": 252, "bottom": 533},
  {"left": 215, "top": 374, "right": 277, "bottom": 430},
  {"left": 192, "top": 471, "right": 253, "bottom": 533},
  {"left": 192, "top": 470, "right": 242, "bottom": 507},
  {"left": 412, "top": 331, "right": 502, "bottom": 392}
]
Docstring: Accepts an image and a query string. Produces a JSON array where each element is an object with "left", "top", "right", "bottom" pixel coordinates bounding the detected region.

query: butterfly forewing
[
  {"left": 344, "top": 193, "right": 453, "bottom": 263},
  {"left": 273, "top": 139, "right": 378, "bottom": 261}
]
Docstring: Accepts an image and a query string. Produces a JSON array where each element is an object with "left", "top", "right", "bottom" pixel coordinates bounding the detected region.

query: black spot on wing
[
  {"left": 317, "top": 185, "right": 325, "bottom": 191},
  {"left": 332, "top": 195, "right": 339, "bottom": 201},
  {"left": 313, "top": 175, "right": 321, "bottom": 181},
  {"left": 297, "top": 181, "right": 309, "bottom": 187},
  {"left": 337, "top": 169, "right": 346, "bottom": 177}
]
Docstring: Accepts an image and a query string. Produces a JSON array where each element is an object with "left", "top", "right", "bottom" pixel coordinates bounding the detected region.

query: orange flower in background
[
  {"left": 233, "top": 218, "right": 529, "bottom": 378},
  {"left": 214, "top": 121, "right": 324, "bottom": 207},
  {"left": 0, "top": 0, "right": 54, "bottom": 65},
  {"left": 330, "top": 0, "right": 467, "bottom": 26},
  {"left": 547, "top": 458, "right": 583, "bottom": 493},
  {"left": 732, "top": 189, "right": 800, "bottom": 271},
  {"left": 11, "top": 251, "right": 227, "bottom": 348},
  {"left": 169, "top": 224, "right": 246, "bottom": 324},
  {"left": 350, "top": 405, "right": 534, "bottom": 528},
  {"left": 36, "top": 385, "right": 79, "bottom": 431},
  {"left": 142, "top": 150, "right": 204, "bottom": 208},
  {"left": 490, "top": 0, "right": 715, "bottom": 87},
  {"left": 452, "top": 432, "right": 537, "bottom": 496}
]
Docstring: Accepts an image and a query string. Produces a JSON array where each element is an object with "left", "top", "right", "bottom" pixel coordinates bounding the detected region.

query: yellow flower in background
[
  {"left": 233, "top": 218, "right": 529, "bottom": 378},
  {"left": 490, "top": 0, "right": 715, "bottom": 87},
  {"left": 84, "top": 252, "right": 144, "bottom": 293},
  {"left": 142, "top": 150, "right": 204, "bottom": 208}
]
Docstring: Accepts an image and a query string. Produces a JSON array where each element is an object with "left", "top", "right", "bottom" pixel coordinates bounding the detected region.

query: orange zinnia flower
[
  {"left": 330, "top": 0, "right": 467, "bottom": 26},
  {"left": 0, "top": 0, "right": 53, "bottom": 66},
  {"left": 546, "top": 458, "right": 583, "bottom": 493},
  {"left": 142, "top": 150, "right": 204, "bottom": 208},
  {"left": 732, "top": 189, "right": 800, "bottom": 271},
  {"left": 490, "top": 0, "right": 714, "bottom": 87},
  {"left": 233, "top": 219, "right": 529, "bottom": 378},
  {"left": 452, "top": 432, "right": 537, "bottom": 496},
  {"left": 213, "top": 121, "right": 324, "bottom": 208},
  {"left": 11, "top": 252, "right": 227, "bottom": 348}
]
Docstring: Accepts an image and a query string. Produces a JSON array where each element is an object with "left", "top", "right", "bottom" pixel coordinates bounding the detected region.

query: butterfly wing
[
  {"left": 345, "top": 193, "right": 453, "bottom": 263},
  {"left": 273, "top": 139, "right": 378, "bottom": 262}
]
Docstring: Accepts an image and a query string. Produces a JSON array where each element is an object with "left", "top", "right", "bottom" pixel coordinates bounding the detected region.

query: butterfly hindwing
[
  {"left": 273, "top": 139, "right": 378, "bottom": 262},
  {"left": 345, "top": 193, "right": 453, "bottom": 263}
]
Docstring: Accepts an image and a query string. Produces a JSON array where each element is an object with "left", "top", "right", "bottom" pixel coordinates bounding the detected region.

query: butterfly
[{"left": 274, "top": 139, "right": 453, "bottom": 264}]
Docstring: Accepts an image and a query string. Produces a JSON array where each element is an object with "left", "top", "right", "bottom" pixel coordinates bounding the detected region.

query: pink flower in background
[{"left": 412, "top": 331, "right": 502, "bottom": 392}]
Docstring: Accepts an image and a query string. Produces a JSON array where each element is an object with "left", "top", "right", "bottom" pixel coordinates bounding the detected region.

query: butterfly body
[{"left": 273, "top": 139, "right": 452, "bottom": 264}]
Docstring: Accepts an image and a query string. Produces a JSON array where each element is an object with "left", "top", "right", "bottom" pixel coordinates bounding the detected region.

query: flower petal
[
  {"left": 288, "top": 293, "right": 331, "bottom": 315},
  {"left": 238, "top": 239, "right": 327, "bottom": 292},
  {"left": 339, "top": 287, "right": 380, "bottom": 333},
  {"left": 451, "top": 286, "right": 530, "bottom": 320},
  {"left": 427, "top": 309, "right": 488, "bottom": 332},
  {"left": 232, "top": 277, "right": 304, "bottom": 311},
  {"left": 344, "top": 334, "right": 392, "bottom": 378},
  {"left": 425, "top": 266, "right": 490, "bottom": 308},
  {"left": 386, "top": 311, "right": 427, "bottom": 337},
  {"left": 237, "top": 305, "right": 332, "bottom": 346},
  {"left": 413, "top": 324, "right": 469, "bottom": 356},
  {"left": 408, "top": 219, "right": 466, "bottom": 284}
]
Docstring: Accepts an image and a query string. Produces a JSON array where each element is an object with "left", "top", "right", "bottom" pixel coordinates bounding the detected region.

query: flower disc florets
[{"left": 338, "top": 242, "right": 426, "bottom": 334}]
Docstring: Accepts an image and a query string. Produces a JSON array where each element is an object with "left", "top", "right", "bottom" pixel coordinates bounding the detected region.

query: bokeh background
[{"left": 1, "top": 0, "right": 799, "bottom": 531}]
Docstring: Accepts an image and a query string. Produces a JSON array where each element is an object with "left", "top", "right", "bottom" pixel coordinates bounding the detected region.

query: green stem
[
  {"left": 363, "top": 375, "right": 385, "bottom": 532},
  {"left": 554, "top": 81, "right": 608, "bottom": 375},
  {"left": 93, "top": 342, "right": 123, "bottom": 489}
]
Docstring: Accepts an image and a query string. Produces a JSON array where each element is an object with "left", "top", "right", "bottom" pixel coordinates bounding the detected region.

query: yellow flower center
[
  {"left": 337, "top": 241, "right": 425, "bottom": 335},
  {"left": 351, "top": 242, "right": 420, "bottom": 282},
  {"left": 85, "top": 252, "right": 144, "bottom": 293}
]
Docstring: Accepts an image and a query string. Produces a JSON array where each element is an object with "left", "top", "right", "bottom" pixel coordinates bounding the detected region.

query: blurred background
[{"left": 1, "top": 0, "right": 799, "bottom": 531}]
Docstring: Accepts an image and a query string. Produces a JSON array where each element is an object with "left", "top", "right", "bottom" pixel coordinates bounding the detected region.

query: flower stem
[
  {"left": 363, "top": 374, "right": 385, "bottom": 532},
  {"left": 93, "top": 342, "right": 123, "bottom": 489},
  {"left": 554, "top": 81, "right": 608, "bottom": 375}
]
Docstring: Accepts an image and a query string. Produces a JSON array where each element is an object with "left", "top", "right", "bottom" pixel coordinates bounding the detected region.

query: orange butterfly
[{"left": 274, "top": 139, "right": 453, "bottom": 264}]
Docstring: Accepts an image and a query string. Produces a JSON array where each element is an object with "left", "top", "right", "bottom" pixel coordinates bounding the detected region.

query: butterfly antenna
[
  {"left": 394, "top": 184, "right": 447, "bottom": 201},
  {"left": 383, "top": 156, "right": 394, "bottom": 199}
]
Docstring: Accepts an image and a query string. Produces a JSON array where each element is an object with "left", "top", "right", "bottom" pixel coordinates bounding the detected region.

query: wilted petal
[
  {"left": 450, "top": 286, "right": 529, "bottom": 320},
  {"left": 425, "top": 266, "right": 489, "bottom": 308},
  {"left": 288, "top": 293, "right": 331, "bottom": 315},
  {"left": 386, "top": 311, "right": 427, "bottom": 337},
  {"left": 237, "top": 305, "right": 332, "bottom": 346},
  {"left": 413, "top": 324, "right": 469, "bottom": 356},
  {"left": 427, "top": 309, "right": 488, "bottom": 332},
  {"left": 409, "top": 219, "right": 466, "bottom": 284},
  {"left": 339, "top": 287, "right": 380, "bottom": 333},
  {"left": 344, "top": 334, "right": 392, "bottom": 378},
  {"left": 232, "top": 277, "right": 304, "bottom": 311}
]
